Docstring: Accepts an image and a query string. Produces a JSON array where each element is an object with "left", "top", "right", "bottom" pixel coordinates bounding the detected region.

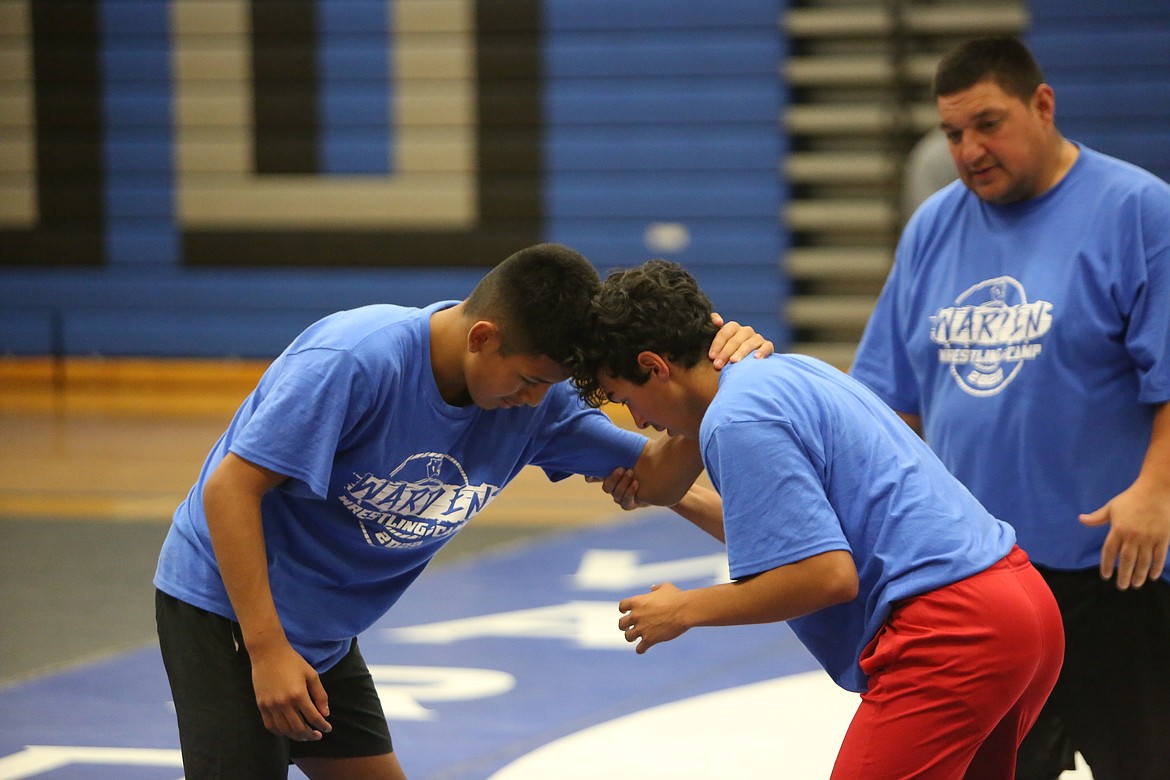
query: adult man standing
[{"left": 851, "top": 36, "right": 1170, "bottom": 780}]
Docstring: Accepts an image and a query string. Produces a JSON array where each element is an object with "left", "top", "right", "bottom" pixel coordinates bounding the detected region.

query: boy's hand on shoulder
[{"left": 709, "top": 312, "right": 773, "bottom": 369}]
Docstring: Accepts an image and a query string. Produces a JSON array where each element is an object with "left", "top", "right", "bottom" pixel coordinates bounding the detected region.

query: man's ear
[
  {"left": 636, "top": 351, "right": 670, "bottom": 380},
  {"left": 1032, "top": 83, "right": 1056, "bottom": 124},
  {"left": 467, "top": 321, "right": 500, "bottom": 354}
]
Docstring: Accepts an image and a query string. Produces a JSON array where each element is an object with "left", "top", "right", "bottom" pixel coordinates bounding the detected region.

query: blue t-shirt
[
  {"left": 852, "top": 145, "right": 1170, "bottom": 574},
  {"left": 702, "top": 355, "right": 1015, "bottom": 692},
  {"left": 155, "top": 302, "right": 647, "bottom": 671}
]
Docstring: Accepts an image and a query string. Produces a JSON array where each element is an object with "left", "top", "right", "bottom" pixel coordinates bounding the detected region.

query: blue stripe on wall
[
  {"left": 318, "top": 0, "right": 393, "bottom": 174},
  {"left": 0, "top": 0, "right": 788, "bottom": 355},
  {"left": 541, "top": 3, "right": 788, "bottom": 345},
  {"left": 101, "top": 0, "right": 178, "bottom": 268},
  {"left": 543, "top": 0, "right": 781, "bottom": 30},
  {"left": 1028, "top": 0, "right": 1170, "bottom": 184}
]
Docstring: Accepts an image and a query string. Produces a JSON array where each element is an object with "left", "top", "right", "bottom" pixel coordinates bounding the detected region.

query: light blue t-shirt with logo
[
  {"left": 154, "top": 302, "right": 647, "bottom": 671},
  {"left": 852, "top": 144, "right": 1170, "bottom": 574},
  {"left": 702, "top": 355, "right": 1015, "bottom": 692}
]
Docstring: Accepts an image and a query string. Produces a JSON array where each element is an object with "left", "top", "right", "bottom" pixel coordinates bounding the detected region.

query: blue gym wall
[
  {"left": 3, "top": 2, "right": 1169, "bottom": 359},
  {"left": 1026, "top": 0, "right": 1170, "bottom": 185},
  {"left": 0, "top": 0, "right": 787, "bottom": 357}
]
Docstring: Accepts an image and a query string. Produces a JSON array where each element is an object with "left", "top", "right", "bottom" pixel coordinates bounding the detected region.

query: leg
[
  {"left": 832, "top": 549, "right": 1063, "bottom": 779},
  {"left": 290, "top": 639, "right": 400, "bottom": 779},
  {"left": 1013, "top": 705, "right": 1076, "bottom": 780},
  {"left": 1042, "top": 570, "right": 1170, "bottom": 780},
  {"left": 156, "top": 590, "right": 291, "bottom": 779},
  {"left": 296, "top": 753, "right": 407, "bottom": 780},
  {"left": 964, "top": 557, "right": 1065, "bottom": 779}
]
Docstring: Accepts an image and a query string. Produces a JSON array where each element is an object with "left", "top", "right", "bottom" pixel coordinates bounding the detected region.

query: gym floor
[
  {"left": 0, "top": 358, "right": 1091, "bottom": 779},
  {"left": 0, "top": 357, "right": 632, "bottom": 687}
]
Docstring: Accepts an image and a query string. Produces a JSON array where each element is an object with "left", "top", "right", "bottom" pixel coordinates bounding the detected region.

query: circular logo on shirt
[
  {"left": 340, "top": 453, "right": 500, "bottom": 549},
  {"left": 928, "top": 276, "right": 1053, "bottom": 397}
]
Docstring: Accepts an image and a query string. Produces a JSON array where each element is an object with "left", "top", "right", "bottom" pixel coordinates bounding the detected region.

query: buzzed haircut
[
  {"left": 463, "top": 243, "right": 600, "bottom": 364},
  {"left": 932, "top": 35, "right": 1046, "bottom": 102},
  {"left": 569, "top": 259, "right": 717, "bottom": 409}
]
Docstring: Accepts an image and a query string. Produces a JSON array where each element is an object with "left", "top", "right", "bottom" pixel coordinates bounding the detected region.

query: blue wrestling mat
[{"left": 0, "top": 512, "right": 860, "bottom": 780}]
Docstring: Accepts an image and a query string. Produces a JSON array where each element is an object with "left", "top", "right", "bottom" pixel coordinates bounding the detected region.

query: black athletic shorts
[
  {"left": 156, "top": 590, "right": 393, "bottom": 779},
  {"left": 1016, "top": 567, "right": 1170, "bottom": 780}
]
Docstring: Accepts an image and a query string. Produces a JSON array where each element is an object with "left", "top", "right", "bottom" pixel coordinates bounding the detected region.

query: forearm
[
  {"left": 203, "top": 454, "right": 289, "bottom": 653},
  {"left": 670, "top": 484, "right": 725, "bottom": 543},
  {"left": 203, "top": 455, "right": 333, "bottom": 739},
  {"left": 677, "top": 551, "right": 857, "bottom": 628},
  {"left": 630, "top": 435, "right": 704, "bottom": 506},
  {"left": 619, "top": 550, "right": 858, "bottom": 653},
  {"left": 896, "top": 410, "right": 923, "bottom": 437}
]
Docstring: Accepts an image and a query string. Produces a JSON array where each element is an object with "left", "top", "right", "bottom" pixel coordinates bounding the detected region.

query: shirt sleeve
[
  {"left": 231, "top": 348, "right": 376, "bottom": 498},
  {"left": 705, "top": 419, "right": 850, "bottom": 581},
  {"left": 850, "top": 223, "right": 926, "bottom": 416},
  {"left": 1126, "top": 182, "right": 1170, "bottom": 404},
  {"left": 525, "top": 383, "right": 648, "bottom": 481}
]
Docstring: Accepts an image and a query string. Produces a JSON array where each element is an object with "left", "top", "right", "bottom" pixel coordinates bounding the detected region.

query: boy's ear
[
  {"left": 467, "top": 321, "right": 500, "bottom": 353},
  {"left": 636, "top": 351, "right": 670, "bottom": 380}
]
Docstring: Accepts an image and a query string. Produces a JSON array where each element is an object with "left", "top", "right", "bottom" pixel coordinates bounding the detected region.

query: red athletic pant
[{"left": 831, "top": 546, "right": 1064, "bottom": 780}]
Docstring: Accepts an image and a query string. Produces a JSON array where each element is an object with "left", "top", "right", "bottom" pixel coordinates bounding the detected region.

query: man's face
[
  {"left": 599, "top": 372, "right": 697, "bottom": 439},
  {"left": 467, "top": 348, "right": 567, "bottom": 411},
  {"left": 937, "top": 78, "right": 1055, "bottom": 204}
]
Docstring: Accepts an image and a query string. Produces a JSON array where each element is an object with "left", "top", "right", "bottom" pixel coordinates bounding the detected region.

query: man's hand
[{"left": 1081, "top": 479, "right": 1170, "bottom": 589}]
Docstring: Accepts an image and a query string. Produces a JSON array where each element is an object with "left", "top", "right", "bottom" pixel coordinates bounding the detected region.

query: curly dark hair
[
  {"left": 933, "top": 35, "right": 1045, "bottom": 102},
  {"left": 568, "top": 259, "right": 717, "bottom": 408},
  {"left": 464, "top": 243, "right": 600, "bottom": 364}
]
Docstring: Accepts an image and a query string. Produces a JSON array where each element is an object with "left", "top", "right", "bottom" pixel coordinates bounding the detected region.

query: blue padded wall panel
[
  {"left": 547, "top": 128, "right": 779, "bottom": 172},
  {"left": 548, "top": 174, "right": 780, "bottom": 220},
  {"left": 542, "top": 3, "right": 788, "bottom": 345},
  {"left": 1029, "top": 31, "right": 1170, "bottom": 70},
  {"left": 318, "top": 0, "right": 392, "bottom": 174},
  {"left": 0, "top": 308, "right": 57, "bottom": 354},
  {"left": 1, "top": 268, "right": 485, "bottom": 357},
  {"left": 0, "top": 0, "right": 788, "bottom": 356},
  {"left": 1029, "top": 0, "right": 1170, "bottom": 21},
  {"left": 546, "top": 81, "right": 782, "bottom": 126},
  {"left": 544, "top": 0, "right": 779, "bottom": 30},
  {"left": 1028, "top": 1, "right": 1170, "bottom": 184},
  {"left": 544, "top": 33, "right": 781, "bottom": 78}
]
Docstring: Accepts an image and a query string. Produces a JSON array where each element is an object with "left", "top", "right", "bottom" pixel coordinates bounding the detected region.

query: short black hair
[
  {"left": 568, "top": 259, "right": 717, "bottom": 408},
  {"left": 932, "top": 35, "right": 1045, "bottom": 102},
  {"left": 464, "top": 243, "right": 600, "bottom": 364}
]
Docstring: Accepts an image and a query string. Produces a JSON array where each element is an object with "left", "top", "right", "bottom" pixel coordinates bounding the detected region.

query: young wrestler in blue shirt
[
  {"left": 154, "top": 244, "right": 770, "bottom": 780},
  {"left": 570, "top": 259, "right": 1064, "bottom": 778}
]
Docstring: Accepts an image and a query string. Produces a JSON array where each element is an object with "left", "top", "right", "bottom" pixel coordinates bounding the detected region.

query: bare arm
[
  {"left": 590, "top": 466, "right": 727, "bottom": 543},
  {"left": 896, "top": 410, "right": 923, "bottom": 436},
  {"left": 1081, "top": 402, "right": 1170, "bottom": 589},
  {"left": 626, "top": 434, "right": 705, "bottom": 507},
  {"left": 666, "top": 484, "right": 725, "bottom": 543},
  {"left": 203, "top": 453, "right": 332, "bottom": 741},
  {"left": 617, "top": 550, "right": 858, "bottom": 654}
]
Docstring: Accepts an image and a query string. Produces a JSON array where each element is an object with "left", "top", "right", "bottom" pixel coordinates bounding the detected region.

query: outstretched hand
[{"left": 618, "top": 582, "right": 689, "bottom": 654}]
